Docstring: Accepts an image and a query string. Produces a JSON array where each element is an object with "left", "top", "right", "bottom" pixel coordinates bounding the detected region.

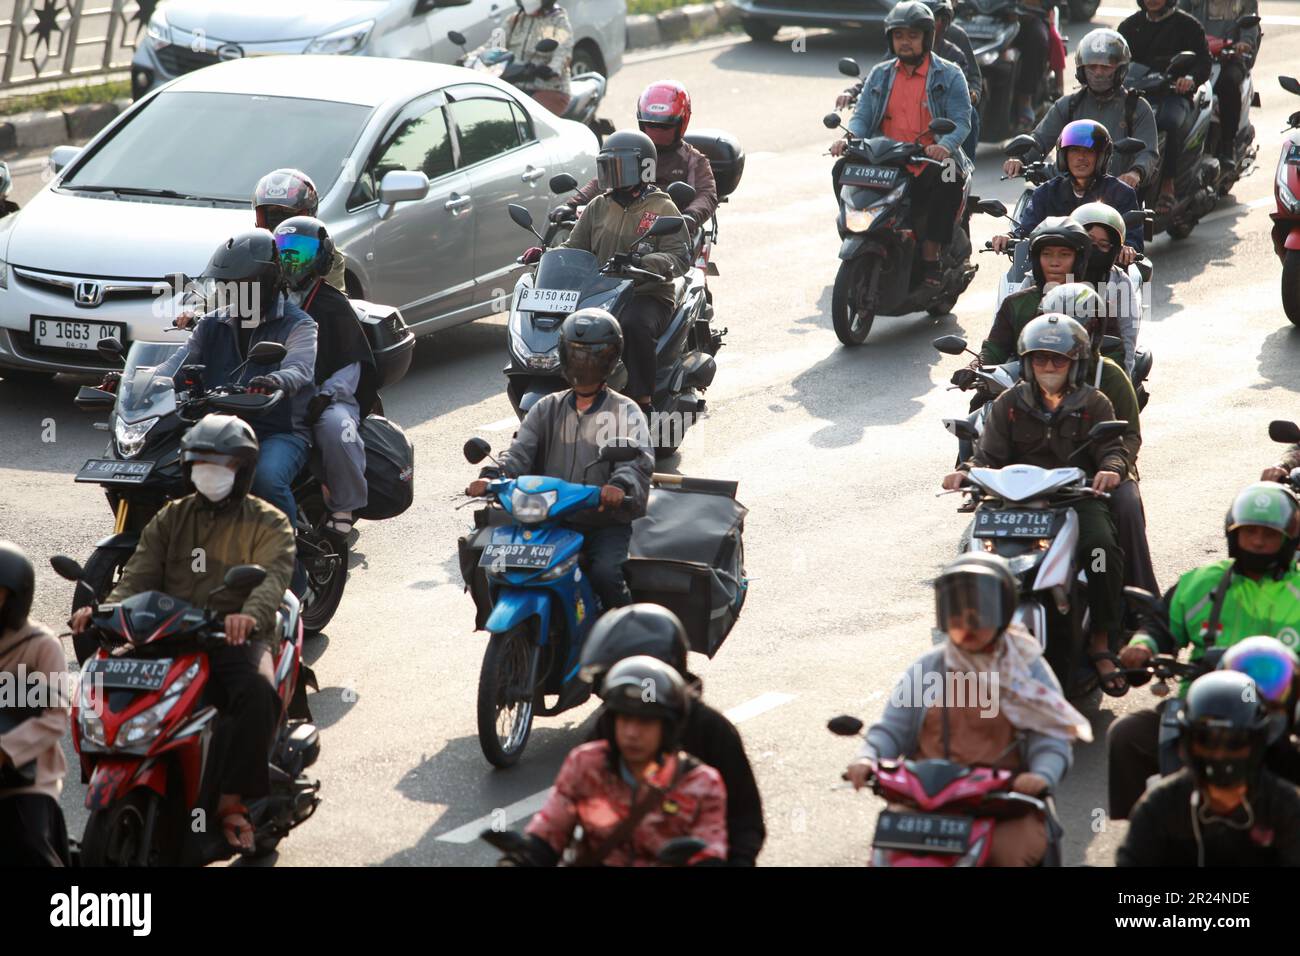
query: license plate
[
  {"left": 873, "top": 810, "right": 973, "bottom": 854},
  {"left": 75, "top": 458, "right": 154, "bottom": 485},
  {"left": 480, "top": 542, "right": 557, "bottom": 570},
  {"left": 840, "top": 163, "right": 899, "bottom": 189},
  {"left": 962, "top": 16, "right": 1002, "bottom": 39},
  {"left": 83, "top": 657, "right": 172, "bottom": 691},
  {"left": 973, "top": 509, "right": 1059, "bottom": 539},
  {"left": 517, "top": 287, "right": 580, "bottom": 313},
  {"left": 1287, "top": 143, "right": 1300, "bottom": 164},
  {"left": 30, "top": 316, "right": 126, "bottom": 352}
]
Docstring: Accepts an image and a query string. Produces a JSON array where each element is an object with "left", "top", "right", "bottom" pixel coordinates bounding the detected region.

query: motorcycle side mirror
[
  {"left": 642, "top": 215, "right": 685, "bottom": 239},
  {"left": 223, "top": 564, "right": 267, "bottom": 592},
  {"left": 1167, "top": 51, "right": 1197, "bottom": 74},
  {"left": 508, "top": 203, "right": 535, "bottom": 231},
  {"left": 666, "top": 180, "right": 696, "bottom": 211},
  {"left": 928, "top": 117, "right": 956, "bottom": 136},
  {"left": 598, "top": 442, "right": 641, "bottom": 463},
  {"left": 838, "top": 57, "right": 860, "bottom": 78},
  {"left": 74, "top": 385, "right": 116, "bottom": 411},
  {"left": 932, "top": 334, "right": 970, "bottom": 356},
  {"left": 447, "top": 29, "right": 467, "bottom": 46},
  {"left": 549, "top": 172, "right": 578, "bottom": 194},
  {"left": 954, "top": 0, "right": 976, "bottom": 16},
  {"left": 535, "top": 38, "right": 558, "bottom": 54},
  {"left": 464, "top": 437, "right": 492, "bottom": 464},
  {"left": 1268, "top": 420, "right": 1300, "bottom": 444},
  {"left": 944, "top": 417, "right": 979, "bottom": 441},
  {"left": 827, "top": 715, "right": 864, "bottom": 737},
  {"left": 656, "top": 837, "right": 707, "bottom": 867},
  {"left": 1123, "top": 585, "right": 1164, "bottom": 620},
  {"left": 1280, "top": 76, "right": 1300, "bottom": 97},
  {"left": 1114, "top": 136, "right": 1144, "bottom": 155},
  {"left": 96, "top": 336, "right": 125, "bottom": 366},
  {"left": 50, "top": 555, "right": 86, "bottom": 582},
  {"left": 823, "top": 112, "right": 843, "bottom": 130},
  {"left": 1122, "top": 209, "right": 1146, "bottom": 229},
  {"left": 247, "top": 341, "right": 286, "bottom": 366},
  {"left": 1236, "top": 13, "right": 1260, "bottom": 29},
  {"left": 1003, "top": 134, "right": 1037, "bottom": 158},
  {"left": 1088, "top": 420, "right": 1128, "bottom": 443},
  {"left": 976, "top": 198, "right": 1008, "bottom": 218},
  {"left": 1101, "top": 334, "right": 1123, "bottom": 353}
]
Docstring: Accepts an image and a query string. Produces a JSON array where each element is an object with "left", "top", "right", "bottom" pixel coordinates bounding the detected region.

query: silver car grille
[{"left": 13, "top": 267, "right": 163, "bottom": 305}]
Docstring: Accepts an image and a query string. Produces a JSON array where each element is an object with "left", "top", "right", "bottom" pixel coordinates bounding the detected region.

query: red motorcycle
[
  {"left": 1276, "top": 76, "right": 1300, "bottom": 326},
  {"left": 52, "top": 557, "right": 321, "bottom": 866},
  {"left": 830, "top": 715, "right": 1062, "bottom": 866}
]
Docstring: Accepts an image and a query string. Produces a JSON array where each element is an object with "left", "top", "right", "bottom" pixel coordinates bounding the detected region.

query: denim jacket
[{"left": 847, "top": 52, "right": 973, "bottom": 177}]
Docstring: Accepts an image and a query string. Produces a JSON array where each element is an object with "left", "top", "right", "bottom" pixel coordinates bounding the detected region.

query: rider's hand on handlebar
[
  {"left": 548, "top": 204, "right": 577, "bottom": 224},
  {"left": 835, "top": 90, "right": 856, "bottom": 110},
  {"left": 1119, "top": 643, "right": 1153, "bottom": 669},
  {"left": 1237, "top": 40, "right": 1254, "bottom": 57},
  {"left": 174, "top": 311, "right": 196, "bottom": 331},
  {"left": 1117, "top": 245, "right": 1138, "bottom": 268},
  {"left": 1118, "top": 170, "right": 1142, "bottom": 190},
  {"left": 246, "top": 375, "right": 277, "bottom": 395},
  {"left": 70, "top": 606, "right": 93, "bottom": 635},
  {"left": 846, "top": 758, "right": 875, "bottom": 791},
  {"left": 1092, "top": 469, "right": 1121, "bottom": 493},
  {"left": 1003, "top": 157, "right": 1024, "bottom": 178},
  {"left": 830, "top": 139, "right": 848, "bottom": 158},
  {"left": 98, "top": 371, "right": 121, "bottom": 394},
  {"left": 597, "top": 484, "right": 625, "bottom": 511},
  {"left": 1262, "top": 465, "right": 1289, "bottom": 483},
  {"left": 521, "top": 246, "right": 544, "bottom": 265},
  {"left": 923, "top": 144, "right": 951, "bottom": 163},
  {"left": 950, "top": 367, "right": 978, "bottom": 389},
  {"left": 1174, "top": 76, "right": 1194, "bottom": 94},
  {"left": 224, "top": 613, "right": 257, "bottom": 646},
  {"left": 466, "top": 479, "right": 490, "bottom": 498},
  {"left": 1012, "top": 772, "right": 1049, "bottom": 796},
  {"left": 942, "top": 470, "right": 968, "bottom": 491},
  {"left": 990, "top": 234, "right": 1012, "bottom": 253}
]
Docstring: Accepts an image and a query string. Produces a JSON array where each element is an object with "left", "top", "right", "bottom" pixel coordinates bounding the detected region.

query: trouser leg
[
  {"left": 0, "top": 793, "right": 70, "bottom": 866},
  {"left": 313, "top": 401, "right": 368, "bottom": 514},
  {"left": 620, "top": 295, "right": 671, "bottom": 401},
  {"left": 208, "top": 642, "right": 280, "bottom": 800},
  {"left": 1155, "top": 95, "right": 1193, "bottom": 183},
  {"left": 1107, "top": 707, "right": 1161, "bottom": 819},
  {"left": 1110, "top": 479, "right": 1160, "bottom": 596},
  {"left": 914, "top": 164, "right": 966, "bottom": 247},
  {"left": 1013, "top": 16, "right": 1048, "bottom": 96},
  {"left": 1073, "top": 496, "right": 1124, "bottom": 640},
  {"left": 251, "top": 432, "right": 310, "bottom": 594},
  {"left": 581, "top": 523, "right": 633, "bottom": 610},
  {"left": 1214, "top": 61, "right": 1244, "bottom": 157}
]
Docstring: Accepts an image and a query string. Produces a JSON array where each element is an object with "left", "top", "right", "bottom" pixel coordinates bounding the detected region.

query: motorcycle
[
  {"left": 1204, "top": 14, "right": 1263, "bottom": 196},
  {"left": 50, "top": 557, "right": 320, "bottom": 865},
  {"left": 1273, "top": 76, "right": 1300, "bottom": 326},
  {"left": 481, "top": 826, "right": 709, "bottom": 866},
  {"left": 828, "top": 714, "right": 1063, "bottom": 866}
]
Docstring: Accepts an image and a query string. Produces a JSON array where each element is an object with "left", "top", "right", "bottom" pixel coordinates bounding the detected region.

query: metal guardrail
[{"left": 1, "top": 0, "right": 152, "bottom": 90}]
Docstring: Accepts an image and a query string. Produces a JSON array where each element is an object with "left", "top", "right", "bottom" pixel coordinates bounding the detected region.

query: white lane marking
[
  {"left": 474, "top": 416, "right": 520, "bottom": 432},
  {"left": 1097, "top": 6, "right": 1300, "bottom": 24},
  {"left": 435, "top": 690, "right": 797, "bottom": 844},
  {"left": 625, "top": 34, "right": 749, "bottom": 66}
]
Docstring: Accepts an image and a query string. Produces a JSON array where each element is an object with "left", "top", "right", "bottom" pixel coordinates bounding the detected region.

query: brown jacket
[
  {"left": 561, "top": 186, "right": 690, "bottom": 305},
  {"left": 569, "top": 141, "right": 719, "bottom": 227},
  {"left": 0, "top": 620, "right": 69, "bottom": 803}
]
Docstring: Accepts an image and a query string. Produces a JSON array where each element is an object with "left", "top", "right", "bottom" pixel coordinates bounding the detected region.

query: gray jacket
[
  {"left": 859, "top": 645, "right": 1074, "bottom": 790},
  {"left": 1027, "top": 89, "right": 1160, "bottom": 186},
  {"left": 494, "top": 387, "right": 654, "bottom": 527}
]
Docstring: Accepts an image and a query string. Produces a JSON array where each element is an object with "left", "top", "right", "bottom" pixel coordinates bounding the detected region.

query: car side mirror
[
  {"left": 96, "top": 337, "right": 125, "bottom": 366},
  {"left": 1088, "top": 420, "right": 1128, "bottom": 443},
  {"left": 1269, "top": 420, "right": 1300, "bottom": 445},
  {"left": 377, "top": 169, "right": 430, "bottom": 219},
  {"left": 464, "top": 437, "right": 492, "bottom": 464},
  {"left": 827, "top": 715, "right": 864, "bottom": 736},
  {"left": 643, "top": 215, "right": 685, "bottom": 239},
  {"left": 932, "top": 334, "right": 969, "bottom": 356},
  {"left": 823, "top": 112, "right": 843, "bottom": 130},
  {"left": 928, "top": 117, "right": 956, "bottom": 136},
  {"left": 838, "top": 57, "right": 860, "bottom": 78},
  {"left": 549, "top": 172, "right": 578, "bottom": 194},
  {"left": 247, "top": 341, "right": 286, "bottom": 366},
  {"left": 666, "top": 180, "right": 696, "bottom": 211},
  {"left": 1003, "top": 134, "right": 1037, "bottom": 158},
  {"left": 598, "top": 443, "right": 641, "bottom": 463},
  {"left": 1114, "top": 136, "right": 1144, "bottom": 155},
  {"left": 49, "top": 144, "right": 80, "bottom": 175},
  {"left": 223, "top": 564, "right": 267, "bottom": 592}
]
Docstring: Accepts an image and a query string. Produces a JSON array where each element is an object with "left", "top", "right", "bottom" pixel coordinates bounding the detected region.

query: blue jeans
[
  {"left": 252, "top": 432, "right": 309, "bottom": 594},
  {"left": 963, "top": 106, "right": 981, "bottom": 166}
]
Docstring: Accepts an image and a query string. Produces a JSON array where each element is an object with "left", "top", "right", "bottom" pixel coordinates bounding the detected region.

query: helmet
[
  {"left": 253, "top": 168, "right": 319, "bottom": 231},
  {"left": 918, "top": 0, "right": 954, "bottom": 24},
  {"left": 598, "top": 655, "right": 691, "bottom": 751},
  {"left": 201, "top": 229, "right": 283, "bottom": 320},
  {"left": 1224, "top": 482, "right": 1300, "bottom": 574},
  {"left": 180, "top": 414, "right": 261, "bottom": 503},
  {"left": 1039, "top": 282, "right": 1106, "bottom": 356},
  {"left": 1028, "top": 216, "right": 1092, "bottom": 288},
  {"left": 516, "top": 0, "right": 557, "bottom": 13},
  {"left": 0, "top": 540, "right": 35, "bottom": 632},
  {"left": 579, "top": 603, "right": 690, "bottom": 689},
  {"left": 884, "top": 1, "right": 935, "bottom": 55},
  {"left": 637, "top": 81, "right": 692, "bottom": 149},
  {"left": 1017, "top": 313, "right": 1091, "bottom": 388},
  {"left": 1221, "top": 637, "right": 1300, "bottom": 709},
  {"left": 1070, "top": 201, "right": 1126, "bottom": 281},
  {"left": 0, "top": 161, "right": 11, "bottom": 200},
  {"left": 1178, "top": 671, "right": 1272, "bottom": 790},
  {"left": 273, "top": 216, "right": 334, "bottom": 293},
  {"left": 1074, "top": 29, "right": 1131, "bottom": 94},
  {"left": 558, "top": 308, "right": 623, "bottom": 390},
  {"left": 934, "top": 553, "right": 1017, "bottom": 639},
  {"left": 1055, "top": 119, "right": 1113, "bottom": 187},
  {"left": 597, "top": 129, "right": 657, "bottom": 192},
  {"left": 1137, "top": 0, "right": 1173, "bottom": 16}
]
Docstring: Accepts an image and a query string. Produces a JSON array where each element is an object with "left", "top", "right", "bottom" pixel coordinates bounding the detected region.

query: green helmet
[
  {"left": 1225, "top": 482, "right": 1300, "bottom": 573},
  {"left": 1016, "top": 313, "right": 1090, "bottom": 388},
  {"left": 1039, "top": 282, "right": 1106, "bottom": 355}
]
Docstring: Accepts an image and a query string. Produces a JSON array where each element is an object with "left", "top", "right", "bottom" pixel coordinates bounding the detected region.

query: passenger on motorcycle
[
  {"left": 1220, "top": 637, "right": 1300, "bottom": 784},
  {"left": 835, "top": 1, "right": 972, "bottom": 288},
  {"left": 556, "top": 132, "right": 691, "bottom": 414},
  {"left": 1070, "top": 201, "right": 1142, "bottom": 376},
  {"left": 847, "top": 553, "right": 1090, "bottom": 866},
  {"left": 1118, "top": 670, "right": 1300, "bottom": 866},
  {"left": 500, "top": 656, "right": 727, "bottom": 866},
  {"left": 253, "top": 169, "right": 345, "bottom": 293},
  {"left": 1119, "top": 0, "right": 1213, "bottom": 212},
  {"left": 70, "top": 415, "right": 296, "bottom": 852},
  {"left": 944, "top": 315, "right": 1129, "bottom": 693},
  {"left": 0, "top": 541, "right": 72, "bottom": 866},
  {"left": 273, "top": 217, "right": 377, "bottom": 538},
  {"left": 555, "top": 81, "right": 719, "bottom": 238},
  {"left": 578, "top": 603, "right": 766, "bottom": 866},
  {"left": 1108, "top": 483, "right": 1300, "bottom": 818},
  {"left": 0, "top": 161, "right": 17, "bottom": 218},
  {"left": 1178, "top": 0, "right": 1260, "bottom": 175},
  {"left": 1003, "top": 29, "right": 1159, "bottom": 191},
  {"left": 465, "top": 309, "right": 654, "bottom": 610},
  {"left": 470, "top": 0, "right": 573, "bottom": 116}
]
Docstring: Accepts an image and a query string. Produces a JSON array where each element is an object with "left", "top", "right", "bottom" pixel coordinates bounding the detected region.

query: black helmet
[
  {"left": 1027, "top": 216, "right": 1092, "bottom": 288},
  {"left": 579, "top": 604, "right": 689, "bottom": 689},
  {"left": 201, "top": 229, "right": 283, "bottom": 321},
  {"left": 180, "top": 413, "right": 261, "bottom": 503},
  {"left": 598, "top": 655, "right": 691, "bottom": 751},
  {"left": 1223, "top": 482, "right": 1300, "bottom": 577},
  {"left": 253, "top": 168, "right": 319, "bottom": 231},
  {"left": 918, "top": 0, "right": 954, "bottom": 24},
  {"left": 274, "top": 216, "right": 334, "bottom": 293},
  {"left": 1178, "top": 671, "right": 1272, "bottom": 791},
  {"left": 0, "top": 540, "right": 35, "bottom": 632},
  {"left": 1055, "top": 120, "right": 1113, "bottom": 188},
  {"left": 1074, "top": 29, "right": 1131, "bottom": 95},
  {"left": 934, "top": 553, "right": 1017, "bottom": 639},
  {"left": 884, "top": 1, "right": 936, "bottom": 54},
  {"left": 558, "top": 307, "right": 623, "bottom": 390},
  {"left": 597, "top": 130, "right": 657, "bottom": 192},
  {"left": 1017, "top": 313, "right": 1091, "bottom": 388}
]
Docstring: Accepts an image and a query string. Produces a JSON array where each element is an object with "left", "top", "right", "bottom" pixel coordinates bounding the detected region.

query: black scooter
[{"left": 954, "top": 0, "right": 1062, "bottom": 141}]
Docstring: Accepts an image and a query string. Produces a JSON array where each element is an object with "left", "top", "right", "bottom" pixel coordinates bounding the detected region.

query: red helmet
[
  {"left": 636, "top": 81, "right": 691, "bottom": 148},
  {"left": 253, "top": 168, "right": 319, "bottom": 231}
]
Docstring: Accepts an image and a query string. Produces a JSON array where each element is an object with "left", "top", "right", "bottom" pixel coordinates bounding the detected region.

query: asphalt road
[{"left": 5, "top": 4, "right": 1300, "bottom": 866}]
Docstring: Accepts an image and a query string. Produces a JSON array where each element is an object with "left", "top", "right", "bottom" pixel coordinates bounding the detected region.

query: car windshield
[
  {"left": 63, "top": 91, "right": 372, "bottom": 202},
  {"left": 118, "top": 341, "right": 184, "bottom": 424}
]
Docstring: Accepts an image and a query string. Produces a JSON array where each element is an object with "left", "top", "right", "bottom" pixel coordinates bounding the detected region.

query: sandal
[
  {"left": 922, "top": 259, "right": 943, "bottom": 288},
  {"left": 324, "top": 512, "right": 354, "bottom": 536},
  {"left": 1155, "top": 192, "right": 1176, "bottom": 214},
  {"left": 220, "top": 803, "right": 255, "bottom": 853},
  {"left": 1089, "top": 651, "right": 1130, "bottom": 698}
]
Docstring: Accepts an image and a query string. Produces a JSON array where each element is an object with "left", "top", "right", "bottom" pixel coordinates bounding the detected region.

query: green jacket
[
  {"left": 107, "top": 493, "right": 296, "bottom": 647},
  {"left": 1088, "top": 355, "right": 1142, "bottom": 479},
  {"left": 562, "top": 186, "right": 690, "bottom": 306},
  {"left": 980, "top": 286, "right": 1129, "bottom": 369}
]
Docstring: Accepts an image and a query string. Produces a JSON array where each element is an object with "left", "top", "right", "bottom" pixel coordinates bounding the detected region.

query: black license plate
[
  {"left": 1288, "top": 143, "right": 1300, "bottom": 164},
  {"left": 480, "top": 543, "right": 557, "bottom": 570},
  {"left": 75, "top": 458, "right": 154, "bottom": 485},
  {"left": 973, "top": 509, "right": 1059, "bottom": 539},
  {"left": 840, "top": 163, "right": 900, "bottom": 189},
  {"left": 83, "top": 657, "right": 171, "bottom": 691},
  {"left": 873, "top": 810, "right": 973, "bottom": 854}
]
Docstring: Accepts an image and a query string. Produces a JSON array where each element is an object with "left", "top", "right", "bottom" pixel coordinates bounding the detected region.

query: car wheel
[
  {"left": 742, "top": 17, "right": 779, "bottom": 42},
  {"left": 572, "top": 40, "right": 604, "bottom": 77},
  {"left": 0, "top": 368, "right": 56, "bottom": 386}
]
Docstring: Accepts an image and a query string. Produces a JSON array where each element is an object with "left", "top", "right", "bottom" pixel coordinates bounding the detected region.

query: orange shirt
[{"left": 881, "top": 57, "right": 935, "bottom": 165}]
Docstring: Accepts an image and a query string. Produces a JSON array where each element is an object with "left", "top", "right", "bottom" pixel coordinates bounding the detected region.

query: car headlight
[
  {"left": 845, "top": 206, "right": 879, "bottom": 233},
  {"left": 114, "top": 417, "right": 158, "bottom": 459},
  {"left": 0, "top": 253, "right": 8, "bottom": 290},
  {"left": 146, "top": 10, "right": 172, "bottom": 49},
  {"left": 305, "top": 20, "right": 374, "bottom": 55},
  {"left": 510, "top": 489, "right": 557, "bottom": 524},
  {"left": 1278, "top": 164, "right": 1300, "bottom": 214}
]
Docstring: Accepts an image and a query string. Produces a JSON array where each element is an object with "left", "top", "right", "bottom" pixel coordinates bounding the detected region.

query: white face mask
[
  {"left": 521, "top": 0, "right": 543, "bottom": 13},
  {"left": 191, "top": 462, "right": 237, "bottom": 502},
  {"left": 1036, "top": 368, "right": 1069, "bottom": 394}
]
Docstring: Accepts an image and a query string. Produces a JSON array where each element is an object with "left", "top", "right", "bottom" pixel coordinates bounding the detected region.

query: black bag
[{"left": 354, "top": 415, "right": 415, "bottom": 520}]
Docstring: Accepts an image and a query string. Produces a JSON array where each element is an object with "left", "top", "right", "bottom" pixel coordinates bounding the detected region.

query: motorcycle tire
[
  {"left": 81, "top": 788, "right": 176, "bottom": 866},
  {"left": 926, "top": 295, "right": 958, "bottom": 317},
  {"left": 477, "top": 624, "right": 538, "bottom": 768},
  {"left": 298, "top": 493, "right": 349, "bottom": 635},
  {"left": 73, "top": 545, "right": 134, "bottom": 664},
  {"left": 741, "top": 16, "right": 779, "bottom": 42},
  {"left": 1283, "top": 250, "right": 1300, "bottom": 327},
  {"left": 831, "top": 258, "right": 875, "bottom": 346},
  {"left": 1167, "top": 219, "right": 1194, "bottom": 241}
]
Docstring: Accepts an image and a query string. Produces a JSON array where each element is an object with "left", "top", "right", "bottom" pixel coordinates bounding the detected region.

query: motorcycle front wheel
[
  {"left": 1283, "top": 250, "right": 1300, "bottom": 327},
  {"left": 831, "top": 258, "right": 876, "bottom": 346},
  {"left": 81, "top": 788, "right": 175, "bottom": 866},
  {"left": 477, "top": 624, "right": 538, "bottom": 768}
]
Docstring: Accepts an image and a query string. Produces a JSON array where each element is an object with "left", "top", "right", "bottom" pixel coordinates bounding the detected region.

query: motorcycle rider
[
  {"left": 834, "top": 1, "right": 972, "bottom": 289},
  {"left": 500, "top": 656, "right": 727, "bottom": 866},
  {"left": 273, "top": 217, "right": 378, "bottom": 537},
  {"left": 70, "top": 415, "right": 297, "bottom": 852},
  {"left": 1119, "top": 0, "right": 1213, "bottom": 213},
  {"left": 1009, "top": 0, "right": 1054, "bottom": 132},
  {"left": 1108, "top": 482, "right": 1300, "bottom": 818},
  {"left": 1070, "top": 201, "right": 1142, "bottom": 376},
  {"left": 470, "top": 0, "right": 573, "bottom": 116},
  {"left": 944, "top": 315, "right": 1129, "bottom": 693},
  {"left": 465, "top": 309, "right": 654, "bottom": 611},
  {"left": 252, "top": 169, "right": 345, "bottom": 292},
  {"left": 577, "top": 603, "right": 766, "bottom": 866},
  {"left": 0, "top": 541, "right": 71, "bottom": 866},
  {"left": 847, "top": 553, "right": 1089, "bottom": 866},
  {"left": 553, "top": 81, "right": 719, "bottom": 237},
  {"left": 0, "top": 162, "right": 17, "bottom": 219},
  {"left": 1178, "top": 0, "right": 1261, "bottom": 176},
  {"left": 1118, "top": 670, "right": 1300, "bottom": 866},
  {"left": 1219, "top": 637, "right": 1300, "bottom": 784},
  {"left": 1003, "top": 29, "right": 1159, "bottom": 191}
]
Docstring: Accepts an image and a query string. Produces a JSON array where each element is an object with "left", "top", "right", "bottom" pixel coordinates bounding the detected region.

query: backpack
[{"left": 1066, "top": 87, "right": 1143, "bottom": 137}]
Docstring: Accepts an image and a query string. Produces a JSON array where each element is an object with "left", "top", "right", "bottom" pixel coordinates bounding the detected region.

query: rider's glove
[
  {"left": 950, "top": 368, "right": 978, "bottom": 389},
  {"left": 98, "top": 371, "right": 121, "bottom": 394},
  {"left": 247, "top": 375, "right": 278, "bottom": 394},
  {"left": 548, "top": 204, "right": 577, "bottom": 224},
  {"left": 520, "top": 246, "right": 544, "bottom": 265}
]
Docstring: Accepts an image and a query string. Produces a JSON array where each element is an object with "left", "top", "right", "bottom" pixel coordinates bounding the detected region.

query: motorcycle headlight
[
  {"left": 1278, "top": 164, "right": 1300, "bottom": 214},
  {"left": 510, "top": 489, "right": 557, "bottom": 524},
  {"left": 115, "top": 661, "right": 199, "bottom": 750},
  {"left": 845, "top": 206, "right": 880, "bottom": 233},
  {"left": 305, "top": 20, "right": 374, "bottom": 55},
  {"left": 526, "top": 349, "right": 560, "bottom": 370},
  {"left": 114, "top": 416, "right": 158, "bottom": 459},
  {"left": 145, "top": 10, "right": 171, "bottom": 49}
]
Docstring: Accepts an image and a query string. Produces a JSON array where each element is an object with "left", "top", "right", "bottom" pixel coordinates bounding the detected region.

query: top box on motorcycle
[
  {"left": 353, "top": 300, "right": 414, "bottom": 391},
  {"left": 684, "top": 128, "right": 745, "bottom": 200}
]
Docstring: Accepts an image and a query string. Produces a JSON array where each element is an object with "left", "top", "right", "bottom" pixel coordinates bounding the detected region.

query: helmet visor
[
  {"left": 181, "top": 451, "right": 241, "bottom": 469},
  {"left": 255, "top": 205, "right": 293, "bottom": 231},
  {"left": 1224, "top": 645, "right": 1297, "bottom": 705},
  {"left": 597, "top": 151, "right": 646, "bottom": 191},
  {"left": 935, "top": 574, "right": 1010, "bottom": 635},
  {"left": 639, "top": 122, "right": 677, "bottom": 148},
  {"left": 1059, "top": 123, "right": 1107, "bottom": 153},
  {"left": 275, "top": 232, "right": 322, "bottom": 288},
  {"left": 564, "top": 342, "right": 618, "bottom": 387},
  {"left": 1227, "top": 489, "right": 1297, "bottom": 535}
]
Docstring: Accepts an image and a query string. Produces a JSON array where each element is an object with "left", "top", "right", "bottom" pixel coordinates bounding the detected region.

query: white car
[
  {"left": 0, "top": 54, "right": 600, "bottom": 381},
  {"left": 129, "top": 0, "right": 626, "bottom": 100}
]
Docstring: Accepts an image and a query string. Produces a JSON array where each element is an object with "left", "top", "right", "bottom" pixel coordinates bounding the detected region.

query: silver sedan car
[{"left": 0, "top": 54, "right": 599, "bottom": 379}]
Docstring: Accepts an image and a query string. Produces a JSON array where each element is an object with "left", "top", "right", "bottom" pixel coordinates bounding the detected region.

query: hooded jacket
[
  {"left": 0, "top": 619, "right": 68, "bottom": 803},
  {"left": 568, "top": 140, "right": 719, "bottom": 228}
]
